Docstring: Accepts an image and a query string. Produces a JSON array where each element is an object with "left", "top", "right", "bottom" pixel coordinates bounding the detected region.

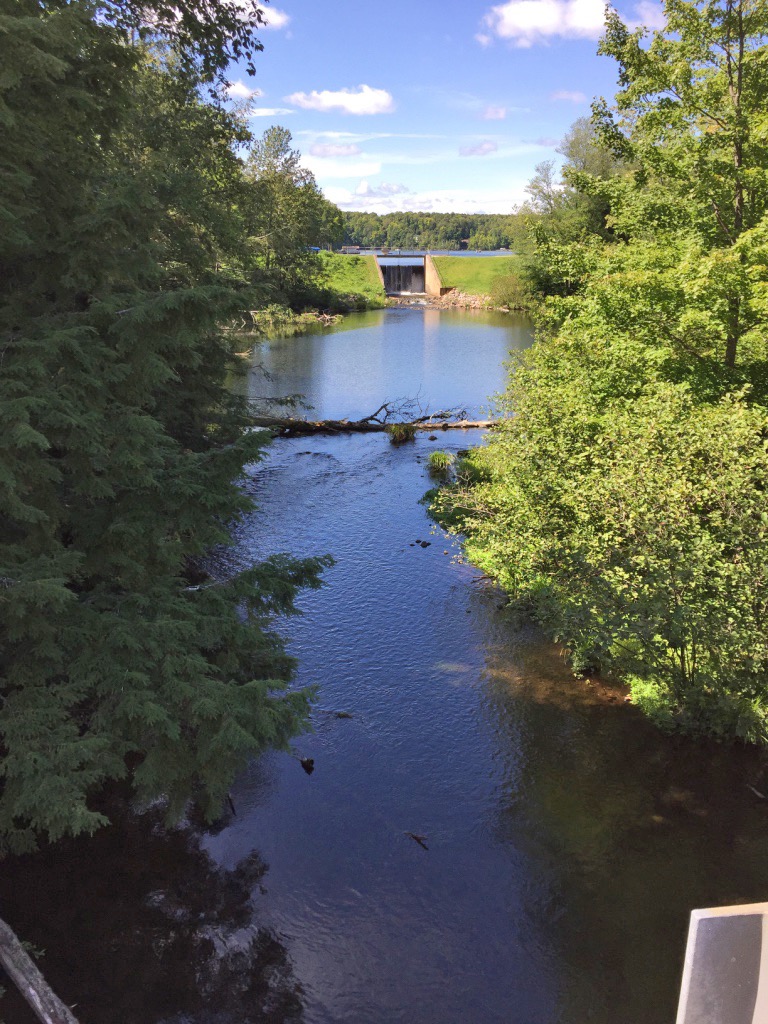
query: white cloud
[
  {"left": 479, "top": 0, "right": 664, "bottom": 46},
  {"left": 260, "top": 6, "right": 290, "bottom": 29},
  {"left": 249, "top": 106, "right": 295, "bottom": 117},
  {"left": 310, "top": 142, "right": 362, "bottom": 157},
  {"left": 550, "top": 89, "right": 587, "bottom": 102},
  {"left": 286, "top": 85, "right": 395, "bottom": 115},
  {"left": 324, "top": 184, "right": 529, "bottom": 215},
  {"left": 306, "top": 140, "right": 548, "bottom": 172},
  {"left": 459, "top": 140, "right": 499, "bottom": 157},
  {"left": 226, "top": 80, "right": 261, "bottom": 100},
  {"left": 296, "top": 130, "right": 449, "bottom": 142},
  {"left": 419, "top": 86, "right": 530, "bottom": 117},
  {"left": 630, "top": 0, "right": 666, "bottom": 29},
  {"left": 480, "top": 0, "right": 605, "bottom": 46},
  {"left": 355, "top": 181, "right": 412, "bottom": 197},
  {"left": 302, "top": 156, "right": 382, "bottom": 178}
]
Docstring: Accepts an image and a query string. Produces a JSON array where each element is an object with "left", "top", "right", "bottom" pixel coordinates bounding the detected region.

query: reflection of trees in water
[
  {"left": 0, "top": 802, "right": 303, "bottom": 1024},
  {"left": 479, "top": 627, "right": 768, "bottom": 1024}
]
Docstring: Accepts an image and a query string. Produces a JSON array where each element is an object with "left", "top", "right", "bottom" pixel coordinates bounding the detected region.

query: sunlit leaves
[
  {"left": 0, "top": 3, "right": 328, "bottom": 852},
  {"left": 440, "top": 2, "right": 768, "bottom": 744}
]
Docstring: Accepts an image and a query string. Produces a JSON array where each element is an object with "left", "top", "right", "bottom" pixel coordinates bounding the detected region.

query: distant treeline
[{"left": 342, "top": 212, "right": 523, "bottom": 251}]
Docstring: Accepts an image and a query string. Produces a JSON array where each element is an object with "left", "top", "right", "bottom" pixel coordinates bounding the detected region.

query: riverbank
[
  {"left": 319, "top": 250, "right": 387, "bottom": 309},
  {"left": 5, "top": 308, "right": 768, "bottom": 1024},
  {"left": 236, "top": 304, "right": 342, "bottom": 338},
  {"left": 431, "top": 253, "right": 521, "bottom": 295},
  {"left": 387, "top": 292, "right": 527, "bottom": 313},
  {"left": 237, "top": 294, "right": 528, "bottom": 345}
]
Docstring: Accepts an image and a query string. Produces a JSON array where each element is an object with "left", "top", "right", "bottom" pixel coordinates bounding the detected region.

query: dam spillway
[
  {"left": 376, "top": 254, "right": 443, "bottom": 296},
  {"left": 380, "top": 259, "right": 425, "bottom": 295}
]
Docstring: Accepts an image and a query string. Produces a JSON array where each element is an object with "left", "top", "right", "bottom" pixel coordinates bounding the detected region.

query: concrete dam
[{"left": 376, "top": 254, "right": 446, "bottom": 297}]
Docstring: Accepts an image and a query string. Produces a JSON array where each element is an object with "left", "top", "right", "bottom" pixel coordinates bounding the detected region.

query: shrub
[
  {"left": 453, "top": 453, "right": 491, "bottom": 486},
  {"left": 440, "top": 368, "right": 768, "bottom": 744},
  {"left": 427, "top": 450, "right": 455, "bottom": 475},
  {"left": 489, "top": 273, "right": 536, "bottom": 310},
  {"left": 386, "top": 422, "right": 416, "bottom": 444}
]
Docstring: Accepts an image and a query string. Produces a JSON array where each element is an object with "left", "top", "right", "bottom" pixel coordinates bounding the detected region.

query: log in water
[
  {"left": 250, "top": 413, "right": 496, "bottom": 435},
  {"left": 4, "top": 310, "right": 768, "bottom": 1024},
  {"left": 0, "top": 917, "right": 80, "bottom": 1024}
]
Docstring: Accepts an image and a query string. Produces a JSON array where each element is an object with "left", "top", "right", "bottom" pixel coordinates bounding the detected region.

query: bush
[
  {"left": 386, "top": 422, "right": 416, "bottom": 445},
  {"left": 489, "top": 273, "right": 535, "bottom": 309},
  {"left": 441, "top": 365, "right": 768, "bottom": 744},
  {"left": 453, "top": 453, "right": 491, "bottom": 486},
  {"left": 427, "top": 450, "right": 455, "bottom": 475}
]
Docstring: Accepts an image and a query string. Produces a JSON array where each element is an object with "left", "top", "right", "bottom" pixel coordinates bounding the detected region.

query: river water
[{"left": 2, "top": 308, "right": 768, "bottom": 1024}]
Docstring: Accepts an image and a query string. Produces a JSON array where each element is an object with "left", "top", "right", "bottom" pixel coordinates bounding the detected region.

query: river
[{"left": 2, "top": 308, "right": 768, "bottom": 1024}]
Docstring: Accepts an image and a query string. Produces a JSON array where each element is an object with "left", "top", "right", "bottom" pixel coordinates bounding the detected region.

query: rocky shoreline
[{"left": 387, "top": 291, "right": 521, "bottom": 312}]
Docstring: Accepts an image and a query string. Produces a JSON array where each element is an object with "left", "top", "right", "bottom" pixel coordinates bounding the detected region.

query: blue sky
[{"left": 226, "top": 0, "right": 664, "bottom": 214}]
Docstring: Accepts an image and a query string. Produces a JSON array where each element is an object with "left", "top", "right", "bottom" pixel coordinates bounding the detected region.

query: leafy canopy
[
  {"left": 0, "top": 0, "right": 331, "bottom": 852},
  {"left": 437, "top": 0, "right": 768, "bottom": 745}
]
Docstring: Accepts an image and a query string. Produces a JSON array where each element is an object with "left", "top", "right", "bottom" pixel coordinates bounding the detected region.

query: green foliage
[
  {"left": 454, "top": 452, "right": 492, "bottom": 486},
  {"left": 243, "top": 126, "right": 343, "bottom": 308},
  {"left": 425, "top": 450, "right": 490, "bottom": 531},
  {"left": 386, "top": 423, "right": 417, "bottom": 445},
  {"left": 524, "top": 119, "right": 627, "bottom": 245},
  {"left": 594, "top": 0, "right": 768, "bottom": 365},
  {"left": 427, "top": 451, "right": 455, "bottom": 476},
  {"left": 243, "top": 303, "right": 331, "bottom": 337},
  {"left": 514, "top": 119, "right": 631, "bottom": 298},
  {"left": 96, "top": 0, "right": 268, "bottom": 84},
  {"left": 489, "top": 273, "right": 535, "bottom": 310},
  {"left": 439, "top": 0, "right": 768, "bottom": 746},
  {"left": 447, "top": 369, "right": 768, "bottom": 742},
  {"left": 0, "top": 1, "right": 331, "bottom": 851},
  {"left": 316, "top": 252, "right": 387, "bottom": 309},
  {"left": 342, "top": 211, "right": 523, "bottom": 251}
]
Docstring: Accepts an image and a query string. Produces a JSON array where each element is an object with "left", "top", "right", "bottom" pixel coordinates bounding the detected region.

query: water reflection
[
  {"left": 4, "top": 309, "right": 768, "bottom": 1024},
  {"left": 244, "top": 307, "right": 531, "bottom": 421},
  {"left": 208, "top": 416, "right": 768, "bottom": 1024},
  {"left": 480, "top": 628, "right": 768, "bottom": 1022},
  {"left": 0, "top": 799, "right": 303, "bottom": 1024}
]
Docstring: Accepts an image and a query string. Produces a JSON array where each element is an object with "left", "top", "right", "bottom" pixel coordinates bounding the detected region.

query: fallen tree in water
[
  {"left": 0, "top": 915, "right": 80, "bottom": 1024},
  {"left": 249, "top": 403, "right": 497, "bottom": 437}
]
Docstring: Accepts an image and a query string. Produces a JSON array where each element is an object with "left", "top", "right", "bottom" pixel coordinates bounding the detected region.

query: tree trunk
[
  {"left": 0, "top": 916, "right": 81, "bottom": 1024},
  {"left": 250, "top": 415, "right": 496, "bottom": 436},
  {"left": 725, "top": 295, "right": 741, "bottom": 368}
]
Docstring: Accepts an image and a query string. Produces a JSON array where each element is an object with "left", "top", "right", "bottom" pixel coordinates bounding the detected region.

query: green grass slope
[
  {"left": 432, "top": 255, "right": 522, "bottom": 296},
  {"left": 319, "top": 252, "right": 387, "bottom": 308}
]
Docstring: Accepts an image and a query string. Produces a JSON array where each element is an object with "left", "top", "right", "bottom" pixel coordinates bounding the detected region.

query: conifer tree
[{"left": 0, "top": 0, "right": 330, "bottom": 852}]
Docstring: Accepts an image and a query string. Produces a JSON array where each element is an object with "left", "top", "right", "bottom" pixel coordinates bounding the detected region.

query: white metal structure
[{"left": 677, "top": 902, "right": 768, "bottom": 1024}]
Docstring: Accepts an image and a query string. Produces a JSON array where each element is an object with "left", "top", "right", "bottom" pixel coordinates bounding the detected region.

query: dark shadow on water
[
  {"left": 9, "top": 310, "right": 768, "bottom": 1024},
  {"left": 0, "top": 798, "right": 303, "bottom": 1024},
  {"left": 479, "top": 627, "right": 768, "bottom": 1023}
]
